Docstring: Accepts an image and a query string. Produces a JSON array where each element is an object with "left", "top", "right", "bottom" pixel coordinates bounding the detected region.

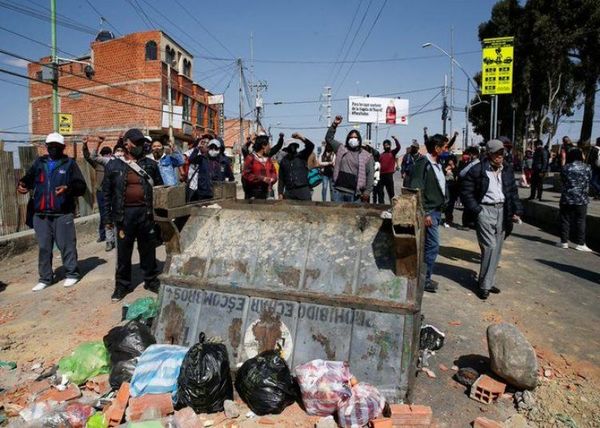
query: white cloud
[{"left": 2, "top": 57, "right": 29, "bottom": 68}]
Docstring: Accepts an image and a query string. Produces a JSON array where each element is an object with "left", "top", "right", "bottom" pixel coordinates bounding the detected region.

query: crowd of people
[{"left": 16, "top": 120, "right": 598, "bottom": 303}]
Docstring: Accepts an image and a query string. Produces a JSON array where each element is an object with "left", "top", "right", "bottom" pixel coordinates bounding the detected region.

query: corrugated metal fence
[{"left": 0, "top": 145, "right": 97, "bottom": 236}]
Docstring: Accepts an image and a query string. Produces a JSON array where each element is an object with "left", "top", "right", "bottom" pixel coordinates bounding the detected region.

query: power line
[
  {"left": 84, "top": 0, "right": 122, "bottom": 35},
  {"left": 247, "top": 50, "right": 481, "bottom": 64}
]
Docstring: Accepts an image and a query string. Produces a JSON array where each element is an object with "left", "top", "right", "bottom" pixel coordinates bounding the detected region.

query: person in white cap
[
  {"left": 206, "top": 138, "right": 234, "bottom": 182},
  {"left": 17, "top": 132, "right": 87, "bottom": 291}
]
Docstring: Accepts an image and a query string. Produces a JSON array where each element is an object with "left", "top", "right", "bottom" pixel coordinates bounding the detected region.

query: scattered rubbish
[
  {"left": 487, "top": 323, "right": 538, "bottom": 390},
  {"left": 419, "top": 324, "right": 445, "bottom": 351},
  {"left": 125, "top": 297, "right": 159, "bottom": 322},
  {"left": 389, "top": 404, "right": 432, "bottom": 427},
  {"left": 315, "top": 415, "right": 337, "bottom": 428},
  {"left": 514, "top": 390, "right": 536, "bottom": 411},
  {"left": 223, "top": 400, "right": 240, "bottom": 419},
  {"left": 448, "top": 320, "right": 462, "bottom": 326},
  {"left": 421, "top": 368, "right": 436, "bottom": 378},
  {"left": 454, "top": 367, "right": 480, "bottom": 387},
  {"left": 438, "top": 364, "right": 448, "bottom": 371},
  {"left": 336, "top": 383, "right": 386, "bottom": 428},
  {"left": 176, "top": 333, "right": 233, "bottom": 414},
  {"left": 245, "top": 411, "right": 255, "bottom": 418},
  {"left": 130, "top": 344, "right": 188, "bottom": 398},
  {"left": 543, "top": 369, "right": 552, "bottom": 378},
  {"left": 370, "top": 417, "right": 393, "bottom": 428},
  {"left": 469, "top": 375, "right": 506, "bottom": 404},
  {"left": 86, "top": 412, "right": 108, "bottom": 428},
  {"left": 295, "top": 360, "right": 353, "bottom": 416},
  {"left": 451, "top": 365, "right": 459, "bottom": 371},
  {"left": 63, "top": 402, "right": 95, "bottom": 427},
  {"left": 104, "top": 320, "right": 156, "bottom": 389},
  {"left": 126, "top": 393, "right": 174, "bottom": 421},
  {"left": 173, "top": 407, "right": 200, "bottom": 428},
  {"left": 0, "top": 361, "right": 17, "bottom": 370},
  {"left": 554, "top": 413, "right": 578, "bottom": 428},
  {"left": 473, "top": 416, "right": 503, "bottom": 428},
  {"left": 379, "top": 210, "right": 392, "bottom": 219},
  {"left": 103, "top": 382, "right": 130, "bottom": 427},
  {"left": 58, "top": 342, "right": 111, "bottom": 385},
  {"left": 36, "top": 383, "right": 82, "bottom": 403},
  {"left": 235, "top": 350, "right": 298, "bottom": 415},
  {"left": 19, "top": 401, "right": 58, "bottom": 423}
]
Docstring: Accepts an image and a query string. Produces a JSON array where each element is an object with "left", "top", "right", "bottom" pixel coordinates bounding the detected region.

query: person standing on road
[
  {"left": 149, "top": 136, "right": 185, "bottom": 186},
  {"left": 461, "top": 139, "right": 523, "bottom": 300},
  {"left": 379, "top": 137, "right": 401, "bottom": 203},
  {"left": 18, "top": 132, "right": 87, "bottom": 292},
  {"left": 401, "top": 140, "right": 422, "bottom": 187},
  {"left": 278, "top": 132, "right": 315, "bottom": 201},
  {"left": 587, "top": 138, "right": 600, "bottom": 199},
  {"left": 560, "top": 136, "right": 574, "bottom": 168},
  {"left": 103, "top": 128, "right": 163, "bottom": 302},
  {"left": 324, "top": 115, "right": 374, "bottom": 203},
  {"left": 319, "top": 142, "right": 335, "bottom": 201},
  {"left": 185, "top": 135, "right": 213, "bottom": 201},
  {"left": 207, "top": 139, "right": 234, "bottom": 182},
  {"left": 242, "top": 135, "right": 278, "bottom": 199},
  {"left": 557, "top": 148, "right": 593, "bottom": 252},
  {"left": 529, "top": 139, "right": 549, "bottom": 201},
  {"left": 83, "top": 136, "right": 116, "bottom": 251},
  {"left": 407, "top": 134, "right": 447, "bottom": 293}
]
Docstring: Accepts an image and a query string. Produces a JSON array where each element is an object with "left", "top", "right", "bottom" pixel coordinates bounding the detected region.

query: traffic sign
[
  {"left": 58, "top": 113, "right": 73, "bottom": 134},
  {"left": 481, "top": 36, "right": 514, "bottom": 95}
]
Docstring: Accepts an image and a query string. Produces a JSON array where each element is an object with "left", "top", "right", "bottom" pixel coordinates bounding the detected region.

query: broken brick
[
  {"left": 174, "top": 407, "right": 201, "bottom": 428},
  {"left": 438, "top": 364, "right": 448, "bottom": 372},
  {"left": 35, "top": 383, "right": 81, "bottom": 403},
  {"left": 85, "top": 374, "right": 111, "bottom": 395},
  {"left": 127, "top": 393, "right": 174, "bottom": 422},
  {"left": 104, "top": 382, "right": 130, "bottom": 427},
  {"left": 473, "top": 416, "right": 503, "bottom": 428},
  {"left": 390, "top": 404, "right": 432, "bottom": 426},
  {"left": 469, "top": 375, "right": 506, "bottom": 404},
  {"left": 370, "top": 417, "right": 393, "bottom": 428},
  {"left": 258, "top": 417, "right": 276, "bottom": 425},
  {"left": 29, "top": 380, "right": 52, "bottom": 396}
]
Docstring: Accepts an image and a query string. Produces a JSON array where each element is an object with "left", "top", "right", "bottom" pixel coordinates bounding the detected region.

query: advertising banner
[
  {"left": 348, "top": 97, "right": 409, "bottom": 125},
  {"left": 482, "top": 36, "right": 514, "bottom": 95}
]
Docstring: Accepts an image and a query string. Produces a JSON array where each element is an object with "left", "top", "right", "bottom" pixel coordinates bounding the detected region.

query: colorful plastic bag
[
  {"left": 130, "top": 344, "right": 188, "bottom": 399},
  {"left": 58, "top": 342, "right": 110, "bottom": 385},
  {"left": 294, "top": 360, "right": 353, "bottom": 416},
  {"left": 125, "top": 297, "right": 159, "bottom": 321},
  {"left": 337, "top": 383, "right": 386, "bottom": 428}
]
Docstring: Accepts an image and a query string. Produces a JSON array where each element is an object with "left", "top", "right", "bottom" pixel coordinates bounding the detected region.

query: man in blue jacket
[
  {"left": 149, "top": 136, "right": 185, "bottom": 186},
  {"left": 18, "top": 132, "right": 87, "bottom": 292}
]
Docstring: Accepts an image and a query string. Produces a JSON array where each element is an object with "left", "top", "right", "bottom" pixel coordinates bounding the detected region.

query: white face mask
[
  {"left": 114, "top": 152, "right": 124, "bottom": 159},
  {"left": 208, "top": 149, "right": 219, "bottom": 157},
  {"left": 348, "top": 138, "right": 359, "bottom": 148}
]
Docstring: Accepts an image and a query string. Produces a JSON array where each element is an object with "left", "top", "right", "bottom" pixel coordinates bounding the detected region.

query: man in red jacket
[{"left": 378, "top": 136, "right": 401, "bottom": 203}]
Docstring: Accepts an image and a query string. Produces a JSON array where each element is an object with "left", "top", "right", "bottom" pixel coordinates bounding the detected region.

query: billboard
[
  {"left": 348, "top": 97, "right": 409, "bottom": 125},
  {"left": 481, "top": 36, "right": 514, "bottom": 95}
]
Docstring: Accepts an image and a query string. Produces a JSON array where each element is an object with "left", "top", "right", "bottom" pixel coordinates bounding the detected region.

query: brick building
[
  {"left": 223, "top": 118, "right": 255, "bottom": 152},
  {"left": 28, "top": 30, "right": 221, "bottom": 155}
]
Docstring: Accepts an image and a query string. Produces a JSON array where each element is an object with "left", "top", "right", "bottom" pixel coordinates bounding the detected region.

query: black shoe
[
  {"left": 478, "top": 289, "right": 490, "bottom": 300},
  {"left": 490, "top": 286, "right": 501, "bottom": 294},
  {"left": 111, "top": 288, "right": 128, "bottom": 302},
  {"left": 144, "top": 281, "right": 160, "bottom": 293},
  {"left": 424, "top": 280, "right": 439, "bottom": 293},
  {"left": 527, "top": 197, "right": 534, "bottom": 201},
  {"left": 105, "top": 241, "right": 115, "bottom": 252},
  {"left": 97, "top": 236, "right": 105, "bottom": 243}
]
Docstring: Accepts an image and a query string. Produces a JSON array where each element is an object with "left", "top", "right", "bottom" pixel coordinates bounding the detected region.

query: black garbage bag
[
  {"left": 103, "top": 320, "right": 156, "bottom": 389},
  {"left": 176, "top": 333, "right": 234, "bottom": 413},
  {"left": 234, "top": 350, "right": 298, "bottom": 415},
  {"left": 419, "top": 324, "right": 445, "bottom": 351}
]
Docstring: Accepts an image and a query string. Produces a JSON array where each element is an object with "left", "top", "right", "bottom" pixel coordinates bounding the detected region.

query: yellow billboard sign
[
  {"left": 482, "top": 36, "right": 514, "bottom": 95},
  {"left": 58, "top": 113, "right": 73, "bottom": 134}
]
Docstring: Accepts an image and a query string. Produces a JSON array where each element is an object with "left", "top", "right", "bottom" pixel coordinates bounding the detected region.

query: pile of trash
[{"left": 0, "top": 297, "right": 433, "bottom": 428}]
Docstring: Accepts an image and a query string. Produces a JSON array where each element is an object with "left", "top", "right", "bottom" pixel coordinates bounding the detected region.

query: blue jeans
[
  {"left": 321, "top": 175, "right": 333, "bottom": 201},
  {"left": 424, "top": 210, "right": 442, "bottom": 285},
  {"left": 333, "top": 189, "right": 359, "bottom": 203}
]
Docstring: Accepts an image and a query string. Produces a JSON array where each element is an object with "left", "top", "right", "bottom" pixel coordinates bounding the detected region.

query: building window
[
  {"left": 183, "top": 59, "right": 191, "bottom": 77},
  {"left": 183, "top": 95, "right": 191, "bottom": 121},
  {"left": 165, "top": 45, "right": 175, "bottom": 66},
  {"left": 196, "top": 102, "right": 205, "bottom": 126},
  {"left": 145, "top": 41, "right": 157, "bottom": 60},
  {"left": 208, "top": 109, "right": 215, "bottom": 130}
]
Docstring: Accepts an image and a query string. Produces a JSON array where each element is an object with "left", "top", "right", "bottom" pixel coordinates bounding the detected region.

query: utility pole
[
  {"left": 449, "top": 27, "right": 454, "bottom": 128},
  {"left": 442, "top": 75, "right": 448, "bottom": 135},
  {"left": 51, "top": 0, "right": 58, "bottom": 131},
  {"left": 251, "top": 80, "right": 268, "bottom": 132},
  {"left": 322, "top": 86, "right": 332, "bottom": 126},
  {"left": 465, "top": 79, "right": 470, "bottom": 148},
  {"left": 238, "top": 58, "right": 244, "bottom": 156},
  {"left": 167, "top": 64, "right": 174, "bottom": 143}
]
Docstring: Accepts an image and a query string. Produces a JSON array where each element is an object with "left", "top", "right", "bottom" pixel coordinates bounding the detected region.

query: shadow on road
[
  {"left": 0, "top": 281, "right": 6, "bottom": 293},
  {"left": 130, "top": 259, "right": 166, "bottom": 290},
  {"left": 535, "top": 259, "right": 600, "bottom": 285},
  {"left": 511, "top": 232, "right": 556, "bottom": 246},
  {"left": 453, "top": 353, "right": 490, "bottom": 373},
  {"left": 435, "top": 262, "right": 478, "bottom": 291},
  {"left": 54, "top": 256, "right": 107, "bottom": 280},
  {"left": 440, "top": 246, "right": 480, "bottom": 264}
]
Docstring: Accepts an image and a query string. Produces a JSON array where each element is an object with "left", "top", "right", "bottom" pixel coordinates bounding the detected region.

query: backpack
[{"left": 308, "top": 167, "right": 323, "bottom": 188}]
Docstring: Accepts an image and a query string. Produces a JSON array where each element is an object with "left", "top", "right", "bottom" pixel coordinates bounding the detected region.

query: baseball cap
[
  {"left": 123, "top": 128, "right": 146, "bottom": 144},
  {"left": 45, "top": 132, "right": 65, "bottom": 145},
  {"left": 486, "top": 139, "right": 504, "bottom": 153},
  {"left": 282, "top": 139, "right": 304, "bottom": 152},
  {"left": 411, "top": 140, "right": 420, "bottom": 149},
  {"left": 207, "top": 138, "right": 222, "bottom": 148}
]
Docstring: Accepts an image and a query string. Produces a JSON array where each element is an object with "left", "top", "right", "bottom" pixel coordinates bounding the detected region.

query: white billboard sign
[
  {"left": 208, "top": 94, "right": 224, "bottom": 105},
  {"left": 348, "top": 96, "right": 409, "bottom": 125},
  {"left": 162, "top": 105, "right": 183, "bottom": 129}
]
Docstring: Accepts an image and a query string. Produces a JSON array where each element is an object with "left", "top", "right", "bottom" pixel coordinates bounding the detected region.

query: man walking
[
  {"left": 378, "top": 136, "right": 401, "bottom": 203},
  {"left": 18, "top": 132, "right": 87, "bottom": 291},
  {"left": 103, "top": 128, "right": 163, "bottom": 302},
  {"left": 408, "top": 134, "right": 447, "bottom": 293},
  {"left": 529, "top": 139, "right": 549, "bottom": 201},
  {"left": 461, "top": 140, "right": 522, "bottom": 300}
]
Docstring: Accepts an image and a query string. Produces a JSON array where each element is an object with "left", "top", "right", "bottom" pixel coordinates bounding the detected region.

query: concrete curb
[
  {"left": 521, "top": 199, "right": 599, "bottom": 251},
  {"left": 0, "top": 213, "right": 100, "bottom": 261}
]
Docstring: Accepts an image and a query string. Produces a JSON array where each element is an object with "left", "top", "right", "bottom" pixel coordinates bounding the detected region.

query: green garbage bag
[
  {"left": 86, "top": 412, "right": 108, "bottom": 428},
  {"left": 125, "top": 297, "right": 158, "bottom": 321},
  {"left": 58, "top": 342, "right": 110, "bottom": 385}
]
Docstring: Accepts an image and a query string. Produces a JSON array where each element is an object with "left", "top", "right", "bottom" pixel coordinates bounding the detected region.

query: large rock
[{"left": 487, "top": 323, "right": 538, "bottom": 390}]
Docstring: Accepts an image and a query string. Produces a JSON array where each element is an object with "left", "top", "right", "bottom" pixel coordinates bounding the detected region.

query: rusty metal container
[{"left": 155, "top": 194, "right": 424, "bottom": 402}]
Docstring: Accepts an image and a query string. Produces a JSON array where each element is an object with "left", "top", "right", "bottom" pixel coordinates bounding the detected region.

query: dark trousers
[
  {"left": 96, "top": 189, "right": 108, "bottom": 240},
  {"left": 116, "top": 206, "right": 160, "bottom": 292},
  {"left": 445, "top": 182, "right": 460, "bottom": 223},
  {"left": 379, "top": 173, "right": 395, "bottom": 203},
  {"left": 373, "top": 181, "right": 384, "bottom": 204},
  {"left": 559, "top": 204, "right": 587, "bottom": 245},
  {"left": 529, "top": 171, "right": 544, "bottom": 200},
  {"left": 33, "top": 213, "right": 79, "bottom": 284}
]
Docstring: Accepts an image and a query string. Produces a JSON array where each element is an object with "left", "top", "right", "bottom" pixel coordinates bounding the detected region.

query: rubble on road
[{"left": 469, "top": 375, "right": 506, "bottom": 404}]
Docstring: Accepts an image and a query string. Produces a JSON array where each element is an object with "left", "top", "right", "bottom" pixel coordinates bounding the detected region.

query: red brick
[
  {"left": 371, "top": 418, "right": 393, "bottom": 428},
  {"left": 126, "top": 393, "right": 174, "bottom": 422},
  {"left": 469, "top": 375, "right": 506, "bottom": 404},
  {"left": 258, "top": 417, "right": 276, "bottom": 425},
  {"left": 104, "top": 382, "right": 130, "bottom": 427},
  {"left": 390, "top": 404, "right": 433, "bottom": 426},
  {"left": 473, "top": 416, "right": 503, "bottom": 428},
  {"left": 85, "top": 374, "right": 111, "bottom": 395},
  {"left": 35, "top": 383, "right": 81, "bottom": 403}
]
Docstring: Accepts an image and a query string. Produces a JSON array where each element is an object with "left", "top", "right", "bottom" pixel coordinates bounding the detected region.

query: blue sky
[{"left": 0, "top": 0, "right": 597, "bottom": 150}]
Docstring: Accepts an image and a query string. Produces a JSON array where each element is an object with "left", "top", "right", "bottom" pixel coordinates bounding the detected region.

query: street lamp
[{"left": 422, "top": 42, "right": 485, "bottom": 148}]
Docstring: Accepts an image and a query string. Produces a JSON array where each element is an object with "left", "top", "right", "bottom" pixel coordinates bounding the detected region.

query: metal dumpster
[{"left": 155, "top": 194, "right": 424, "bottom": 403}]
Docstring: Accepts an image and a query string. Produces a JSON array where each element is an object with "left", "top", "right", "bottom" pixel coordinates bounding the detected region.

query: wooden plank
[{"left": 0, "top": 151, "right": 19, "bottom": 235}]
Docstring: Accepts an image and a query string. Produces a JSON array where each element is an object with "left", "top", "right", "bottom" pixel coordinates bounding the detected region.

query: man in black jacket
[
  {"left": 103, "top": 128, "right": 163, "bottom": 302},
  {"left": 278, "top": 132, "right": 315, "bottom": 200},
  {"left": 529, "top": 139, "right": 549, "bottom": 201},
  {"left": 461, "top": 139, "right": 523, "bottom": 300}
]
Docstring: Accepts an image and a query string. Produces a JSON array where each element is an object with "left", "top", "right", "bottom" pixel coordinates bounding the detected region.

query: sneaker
[
  {"left": 111, "top": 288, "right": 128, "bottom": 302},
  {"left": 489, "top": 286, "right": 501, "bottom": 294},
  {"left": 96, "top": 236, "right": 105, "bottom": 243},
  {"left": 424, "top": 279, "right": 439, "bottom": 293},
  {"left": 63, "top": 278, "right": 79, "bottom": 288},
  {"left": 555, "top": 242, "right": 568, "bottom": 249},
  {"left": 32, "top": 282, "right": 49, "bottom": 292},
  {"left": 105, "top": 241, "right": 115, "bottom": 252},
  {"left": 575, "top": 244, "right": 593, "bottom": 252},
  {"left": 442, "top": 222, "right": 451, "bottom": 228}
]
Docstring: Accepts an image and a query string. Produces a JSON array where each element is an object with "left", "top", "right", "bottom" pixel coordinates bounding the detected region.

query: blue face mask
[{"left": 440, "top": 151, "right": 450, "bottom": 160}]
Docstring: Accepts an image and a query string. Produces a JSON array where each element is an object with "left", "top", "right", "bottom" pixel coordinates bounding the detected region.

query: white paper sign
[{"left": 348, "top": 96, "right": 409, "bottom": 125}]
